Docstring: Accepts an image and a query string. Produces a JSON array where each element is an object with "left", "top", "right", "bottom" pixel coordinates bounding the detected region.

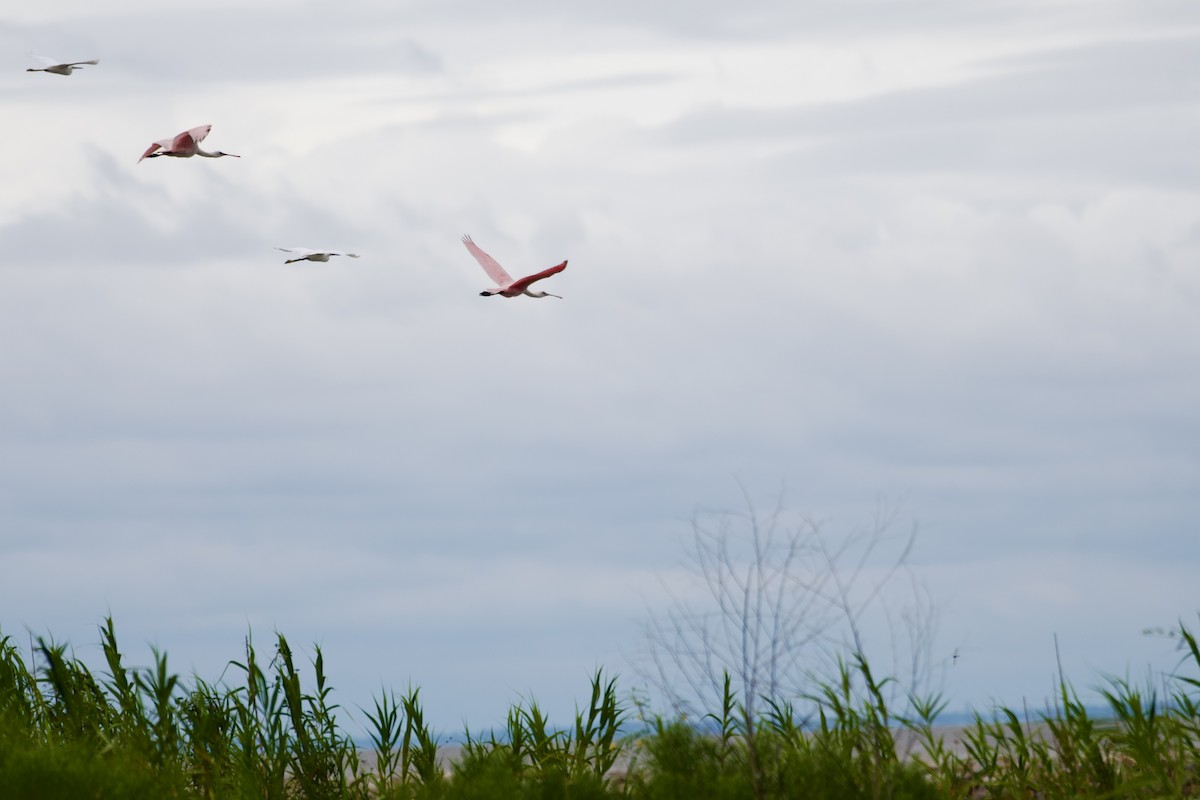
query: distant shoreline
[{"left": 352, "top": 720, "right": 1069, "bottom": 777}]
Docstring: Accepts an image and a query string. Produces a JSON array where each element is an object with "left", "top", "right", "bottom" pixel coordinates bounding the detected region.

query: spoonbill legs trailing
[
  {"left": 276, "top": 247, "right": 360, "bottom": 264},
  {"left": 138, "top": 124, "right": 239, "bottom": 162},
  {"left": 26, "top": 55, "right": 99, "bottom": 75},
  {"left": 462, "top": 235, "right": 566, "bottom": 298}
]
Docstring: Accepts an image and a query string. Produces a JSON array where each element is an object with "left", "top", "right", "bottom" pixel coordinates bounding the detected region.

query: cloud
[
  {"left": 652, "top": 32, "right": 1200, "bottom": 184},
  {"left": 1, "top": 1, "right": 1199, "bottom": 731}
]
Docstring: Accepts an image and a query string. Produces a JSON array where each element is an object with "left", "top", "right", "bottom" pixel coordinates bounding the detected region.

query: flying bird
[
  {"left": 462, "top": 235, "right": 566, "bottom": 298},
  {"left": 276, "top": 247, "right": 360, "bottom": 264},
  {"left": 138, "top": 124, "right": 239, "bottom": 162},
  {"left": 26, "top": 55, "right": 99, "bottom": 75}
]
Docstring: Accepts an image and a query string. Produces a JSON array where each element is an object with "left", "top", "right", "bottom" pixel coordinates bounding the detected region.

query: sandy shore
[{"left": 352, "top": 723, "right": 1039, "bottom": 777}]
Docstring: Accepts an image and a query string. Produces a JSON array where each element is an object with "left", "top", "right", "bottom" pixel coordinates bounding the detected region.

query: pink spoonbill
[
  {"left": 462, "top": 235, "right": 566, "bottom": 298},
  {"left": 138, "top": 124, "right": 239, "bottom": 162},
  {"left": 26, "top": 54, "right": 99, "bottom": 75}
]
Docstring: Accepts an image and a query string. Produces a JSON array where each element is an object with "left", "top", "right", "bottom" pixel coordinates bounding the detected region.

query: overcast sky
[{"left": 2, "top": 0, "right": 1198, "bottom": 734}]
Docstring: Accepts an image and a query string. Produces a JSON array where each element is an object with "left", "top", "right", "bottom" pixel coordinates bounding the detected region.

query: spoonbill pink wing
[
  {"left": 462, "top": 235, "right": 514, "bottom": 288},
  {"left": 507, "top": 261, "right": 568, "bottom": 293},
  {"left": 174, "top": 125, "right": 211, "bottom": 152},
  {"left": 138, "top": 139, "right": 171, "bottom": 162}
]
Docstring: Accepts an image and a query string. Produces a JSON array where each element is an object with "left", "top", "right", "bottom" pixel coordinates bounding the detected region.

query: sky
[{"left": 1, "top": 0, "right": 1198, "bottom": 735}]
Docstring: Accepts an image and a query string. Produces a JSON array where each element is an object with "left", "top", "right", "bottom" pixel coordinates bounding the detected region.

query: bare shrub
[{"left": 637, "top": 485, "right": 939, "bottom": 724}]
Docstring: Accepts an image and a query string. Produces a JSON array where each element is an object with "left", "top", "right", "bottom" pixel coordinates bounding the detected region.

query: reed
[{"left": 2, "top": 615, "right": 1199, "bottom": 798}]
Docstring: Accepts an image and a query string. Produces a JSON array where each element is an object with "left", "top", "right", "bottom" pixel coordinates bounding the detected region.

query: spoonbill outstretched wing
[
  {"left": 462, "top": 235, "right": 566, "bottom": 298},
  {"left": 139, "top": 124, "right": 240, "bottom": 162},
  {"left": 276, "top": 247, "right": 360, "bottom": 264},
  {"left": 27, "top": 54, "right": 98, "bottom": 75}
]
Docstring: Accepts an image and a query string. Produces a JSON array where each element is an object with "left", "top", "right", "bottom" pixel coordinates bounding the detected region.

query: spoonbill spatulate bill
[
  {"left": 462, "top": 235, "right": 566, "bottom": 298},
  {"left": 139, "top": 124, "right": 239, "bottom": 162},
  {"left": 26, "top": 55, "right": 99, "bottom": 75},
  {"left": 276, "top": 247, "right": 360, "bottom": 264}
]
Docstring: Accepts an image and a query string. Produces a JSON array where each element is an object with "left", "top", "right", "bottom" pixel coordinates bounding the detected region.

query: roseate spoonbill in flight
[
  {"left": 276, "top": 247, "right": 360, "bottom": 264},
  {"left": 138, "top": 124, "right": 239, "bottom": 162},
  {"left": 26, "top": 54, "right": 99, "bottom": 75},
  {"left": 462, "top": 235, "right": 566, "bottom": 298}
]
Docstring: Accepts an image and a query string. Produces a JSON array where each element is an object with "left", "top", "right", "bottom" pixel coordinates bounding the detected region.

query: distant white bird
[
  {"left": 276, "top": 247, "right": 360, "bottom": 264},
  {"left": 461, "top": 235, "right": 567, "bottom": 298},
  {"left": 138, "top": 124, "right": 239, "bottom": 162},
  {"left": 26, "top": 54, "right": 99, "bottom": 76}
]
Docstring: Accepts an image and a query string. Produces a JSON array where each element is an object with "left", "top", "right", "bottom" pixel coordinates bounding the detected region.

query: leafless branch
[{"left": 635, "top": 487, "right": 939, "bottom": 722}]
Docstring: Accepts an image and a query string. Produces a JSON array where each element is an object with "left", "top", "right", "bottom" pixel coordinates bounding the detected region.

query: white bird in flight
[
  {"left": 276, "top": 247, "right": 360, "bottom": 264},
  {"left": 461, "top": 235, "right": 567, "bottom": 298},
  {"left": 26, "top": 54, "right": 99, "bottom": 76},
  {"left": 138, "top": 124, "right": 240, "bottom": 162}
]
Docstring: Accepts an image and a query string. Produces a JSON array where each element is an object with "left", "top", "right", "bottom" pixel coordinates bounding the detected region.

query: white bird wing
[
  {"left": 277, "top": 248, "right": 358, "bottom": 261},
  {"left": 27, "top": 54, "right": 98, "bottom": 70},
  {"left": 462, "top": 235, "right": 513, "bottom": 287}
]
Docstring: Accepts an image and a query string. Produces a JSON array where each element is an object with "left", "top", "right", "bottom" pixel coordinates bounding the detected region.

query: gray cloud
[
  {"left": 1, "top": 2, "right": 1198, "bottom": 732},
  {"left": 654, "top": 33, "right": 1200, "bottom": 182},
  {"left": 9, "top": 10, "right": 442, "bottom": 84}
]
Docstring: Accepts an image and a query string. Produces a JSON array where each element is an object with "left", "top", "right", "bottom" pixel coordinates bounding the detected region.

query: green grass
[{"left": 2, "top": 616, "right": 1199, "bottom": 798}]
